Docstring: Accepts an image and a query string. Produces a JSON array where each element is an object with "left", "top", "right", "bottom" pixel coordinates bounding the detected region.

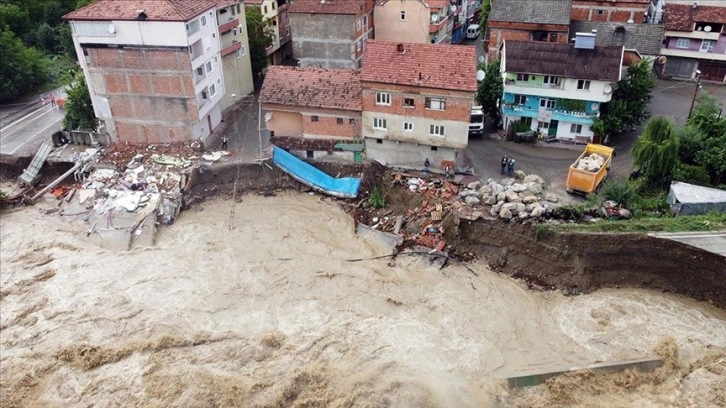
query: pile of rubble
[{"left": 575, "top": 153, "right": 606, "bottom": 172}]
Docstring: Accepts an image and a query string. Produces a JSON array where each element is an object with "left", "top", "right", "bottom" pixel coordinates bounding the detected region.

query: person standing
[
  {"left": 507, "top": 158, "right": 515, "bottom": 177},
  {"left": 500, "top": 156, "right": 508, "bottom": 175},
  {"left": 423, "top": 158, "right": 430, "bottom": 174},
  {"left": 444, "top": 164, "right": 452, "bottom": 179},
  {"left": 222, "top": 135, "right": 228, "bottom": 150},
  {"left": 50, "top": 94, "right": 55, "bottom": 107}
]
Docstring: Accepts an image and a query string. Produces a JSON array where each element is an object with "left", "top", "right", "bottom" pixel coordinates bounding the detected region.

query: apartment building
[
  {"left": 500, "top": 37, "right": 623, "bottom": 143},
  {"left": 288, "top": 0, "right": 374, "bottom": 69},
  {"left": 259, "top": 66, "right": 363, "bottom": 161},
  {"left": 486, "top": 0, "right": 572, "bottom": 62},
  {"left": 64, "top": 0, "right": 254, "bottom": 145},
  {"left": 660, "top": 2, "right": 726, "bottom": 82},
  {"left": 216, "top": 1, "right": 254, "bottom": 111},
  {"left": 361, "top": 41, "right": 477, "bottom": 170},
  {"left": 244, "top": 0, "right": 292, "bottom": 65},
  {"left": 374, "top": 0, "right": 454, "bottom": 45}
]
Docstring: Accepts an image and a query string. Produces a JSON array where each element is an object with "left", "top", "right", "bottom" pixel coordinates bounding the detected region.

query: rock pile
[
  {"left": 457, "top": 171, "right": 558, "bottom": 220},
  {"left": 575, "top": 153, "right": 605, "bottom": 172}
]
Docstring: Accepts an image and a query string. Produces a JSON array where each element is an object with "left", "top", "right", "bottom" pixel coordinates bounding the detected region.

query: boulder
[
  {"left": 505, "top": 189, "right": 519, "bottom": 202},
  {"left": 514, "top": 169, "right": 526, "bottom": 180},
  {"left": 478, "top": 185, "right": 493, "bottom": 196},
  {"left": 490, "top": 207, "right": 499, "bottom": 217},
  {"left": 465, "top": 196, "right": 481, "bottom": 206},
  {"left": 511, "top": 183, "right": 527, "bottom": 193},
  {"left": 486, "top": 194, "right": 497, "bottom": 205},
  {"left": 515, "top": 203, "right": 526, "bottom": 214},
  {"left": 522, "top": 195, "right": 538, "bottom": 204},
  {"left": 526, "top": 182, "right": 543, "bottom": 195},
  {"left": 489, "top": 183, "right": 504, "bottom": 196},
  {"left": 467, "top": 181, "right": 481, "bottom": 190},
  {"left": 518, "top": 212, "right": 529, "bottom": 219},
  {"left": 524, "top": 174, "right": 545, "bottom": 185},
  {"left": 530, "top": 205, "right": 546, "bottom": 218},
  {"left": 497, "top": 192, "right": 507, "bottom": 202},
  {"left": 492, "top": 201, "right": 504, "bottom": 213},
  {"left": 501, "top": 178, "right": 515, "bottom": 187},
  {"left": 460, "top": 189, "right": 479, "bottom": 197},
  {"left": 499, "top": 208, "right": 513, "bottom": 219},
  {"left": 545, "top": 193, "right": 559, "bottom": 203}
]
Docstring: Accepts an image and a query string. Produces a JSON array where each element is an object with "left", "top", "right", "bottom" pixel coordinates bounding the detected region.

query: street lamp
[{"left": 687, "top": 69, "right": 702, "bottom": 119}]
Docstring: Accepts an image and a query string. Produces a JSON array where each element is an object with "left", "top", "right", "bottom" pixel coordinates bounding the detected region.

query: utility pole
[{"left": 687, "top": 70, "right": 702, "bottom": 119}]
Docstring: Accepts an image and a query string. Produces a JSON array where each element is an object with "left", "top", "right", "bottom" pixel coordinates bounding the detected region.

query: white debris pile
[{"left": 575, "top": 153, "right": 606, "bottom": 172}]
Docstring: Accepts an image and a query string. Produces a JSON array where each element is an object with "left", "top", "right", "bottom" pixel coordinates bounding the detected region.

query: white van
[{"left": 466, "top": 24, "right": 480, "bottom": 40}]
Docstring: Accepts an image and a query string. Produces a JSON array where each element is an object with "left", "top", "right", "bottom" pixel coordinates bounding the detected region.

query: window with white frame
[
  {"left": 570, "top": 124, "right": 583, "bottom": 133},
  {"left": 356, "top": 19, "right": 361, "bottom": 31},
  {"left": 403, "top": 97, "right": 415, "bottom": 108},
  {"left": 373, "top": 117, "right": 387, "bottom": 130},
  {"left": 700, "top": 40, "right": 716, "bottom": 53},
  {"left": 357, "top": 41, "right": 361, "bottom": 52},
  {"left": 425, "top": 97, "right": 446, "bottom": 110},
  {"left": 363, "top": 15, "right": 368, "bottom": 27},
  {"left": 196, "top": 66, "right": 204, "bottom": 76},
  {"left": 513, "top": 94, "right": 526, "bottom": 105},
  {"left": 516, "top": 73, "right": 529, "bottom": 81},
  {"left": 539, "top": 98, "right": 555, "bottom": 109},
  {"left": 577, "top": 79, "right": 591, "bottom": 90},
  {"left": 201, "top": 15, "right": 207, "bottom": 26},
  {"left": 675, "top": 38, "right": 690, "bottom": 49},
  {"left": 209, "top": 84, "right": 216, "bottom": 97},
  {"left": 400, "top": 11, "right": 406, "bottom": 21},
  {"left": 429, "top": 124, "right": 445, "bottom": 136},
  {"left": 205, "top": 60, "right": 213, "bottom": 73},
  {"left": 375, "top": 92, "right": 391, "bottom": 105},
  {"left": 543, "top": 75, "right": 559, "bottom": 85},
  {"left": 404, "top": 122, "right": 414, "bottom": 131},
  {"left": 538, "top": 121, "right": 549, "bottom": 129},
  {"left": 236, "top": 45, "right": 246, "bottom": 57}
]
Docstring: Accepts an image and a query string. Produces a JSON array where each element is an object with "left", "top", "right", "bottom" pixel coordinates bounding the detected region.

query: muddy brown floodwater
[{"left": 1, "top": 192, "right": 725, "bottom": 407}]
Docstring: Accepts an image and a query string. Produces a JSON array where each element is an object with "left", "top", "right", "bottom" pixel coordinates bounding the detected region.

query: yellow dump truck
[{"left": 566, "top": 144, "right": 614, "bottom": 195}]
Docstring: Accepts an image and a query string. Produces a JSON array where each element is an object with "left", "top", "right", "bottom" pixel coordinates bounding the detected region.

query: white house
[{"left": 500, "top": 36, "right": 624, "bottom": 143}]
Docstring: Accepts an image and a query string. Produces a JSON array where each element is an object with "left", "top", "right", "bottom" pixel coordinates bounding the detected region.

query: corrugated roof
[
  {"left": 289, "top": 0, "right": 368, "bottom": 15},
  {"left": 503, "top": 40, "right": 623, "bottom": 81},
  {"left": 259, "top": 66, "right": 362, "bottom": 111},
  {"left": 569, "top": 21, "right": 665, "bottom": 56},
  {"left": 490, "top": 0, "right": 572, "bottom": 25},
  {"left": 63, "top": 0, "right": 218, "bottom": 21},
  {"left": 360, "top": 40, "right": 477, "bottom": 92},
  {"left": 664, "top": 3, "right": 726, "bottom": 32}
]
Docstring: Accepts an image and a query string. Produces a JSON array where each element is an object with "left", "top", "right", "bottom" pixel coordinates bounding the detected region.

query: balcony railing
[
  {"left": 218, "top": 18, "right": 239, "bottom": 34},
  {"left": 220, "top": 41, "right": 241, "bottom": 58},
  {"left": 504, "top": 78, "right": 564, "bottom": 90},
  {"left": 502, "top": 104, "right": 596, "bottom": 124}
]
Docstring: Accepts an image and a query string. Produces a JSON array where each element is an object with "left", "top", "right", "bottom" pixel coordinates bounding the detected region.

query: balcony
[
  {"left": 504, "top": 78, "right": 564, "bottom": 91},
  {"left": 502, "top": 104, "right": 595, "bottom": 124},
  {"left": 218, "top": 18, "right": 239, "bottom": 34},
  {"left": 220, "top": 41, "right": 241, "bottom": 58}
]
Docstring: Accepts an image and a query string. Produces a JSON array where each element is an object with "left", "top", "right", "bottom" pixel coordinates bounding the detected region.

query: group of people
[
  {"left": 422, "top": 158, "right": 453, "bottom": 179},
  {"left": 500, "top": 155, "right": 516, "bottom": 177}
]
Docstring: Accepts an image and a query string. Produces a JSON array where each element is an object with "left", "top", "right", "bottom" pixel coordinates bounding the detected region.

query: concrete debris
[{"left": 576, "top": 153, "right": 606, "bottom": 172}]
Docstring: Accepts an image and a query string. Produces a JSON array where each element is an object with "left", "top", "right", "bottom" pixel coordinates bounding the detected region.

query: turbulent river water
[{"left": 1, "top": 192, "right": 725, "bottom": 407}]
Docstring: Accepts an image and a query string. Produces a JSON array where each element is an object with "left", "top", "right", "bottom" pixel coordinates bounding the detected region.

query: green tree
[
  {"left": 0, "top": 30, "right": 48, "bottom": 102},
  {"left": 0, "top": 4, "right": 31, "bottom": 38},
  {"left": 63, "top": 73, "right": 96, "bottom": 130},
  {"left": 245, "top": 7, "right": 272, "bottom": 88},
  {"left": 598, "top": 60, "right": 656, "bottom": 139},
  {"left": 686, "top": 92, "right": 726, "bottom": 185},
  {"left": 475, "top": 59, "right": 503, "bottom": 124},
  {"left": 632, "top": 116, "right": 680, "bottom": 187},
  {"left": 479, "top": 0, "right": 491, "bottom": 36}
]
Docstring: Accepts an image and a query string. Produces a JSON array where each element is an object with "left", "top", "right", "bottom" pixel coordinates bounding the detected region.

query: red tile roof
[
  {"left": 260, "top": 66, "right": 362, "bottom": 111},
  {"left": 376, "top": 0, "right": 449, "bottom": 9},
  {"left": 289, "top": 0, "right": 368, "bottom": 14},
  {"left": 360, "top": 41, "right": 477, "bottom": 92},
  {"left": 63, "top": 0, "right": 218, "bottom": 21},
  {"left": 664, "top": 4, "right": 726, "bottom": 32}
]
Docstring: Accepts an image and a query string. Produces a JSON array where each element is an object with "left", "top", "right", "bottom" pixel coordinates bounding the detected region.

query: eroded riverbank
[{"left": 1, "top": 193, "right": 725, "bottom": 407}]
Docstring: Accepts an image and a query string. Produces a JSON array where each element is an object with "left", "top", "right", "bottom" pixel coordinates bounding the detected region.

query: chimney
[{"left": 397, "top": 43, "right": 405, "bottom": 53}]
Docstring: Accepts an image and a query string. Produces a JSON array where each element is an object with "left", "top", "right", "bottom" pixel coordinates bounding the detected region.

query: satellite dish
[
  {"left": 478, "top": 56, "right": 485, "bottom": 64},
  {"left": 476, "top": 70, "right": 485, "bottom": 81},
  {"left": 704, "top": 26, "right": 712, "bottom": 32},
  {"left": 591, "top": 103, "right": 599, "bottom": 111},
  {"left": 657, "top": 55, "right": 667, "bottom": 64},
  {"left": 431, "top": 14, "right": 439, "bottom": 23},
  {"left": 603, "top": 85, "right": 613, "bottom": 94},
  {"left": 108, "top": 24, "right": 116, "bottom": 34}
]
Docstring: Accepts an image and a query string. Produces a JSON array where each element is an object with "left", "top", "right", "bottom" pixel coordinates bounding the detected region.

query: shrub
[
  {"left": 512, "top": 121, "right": 531, "bottom": 133},
  {"left": 368, "top": 186, "right": 386, "bottom": 209},
  {"left": 674, "top": 163, "right": 711, "bottom": 186},
  {"left": 600, "top": 177, "right": 639, "bottom": 209}
]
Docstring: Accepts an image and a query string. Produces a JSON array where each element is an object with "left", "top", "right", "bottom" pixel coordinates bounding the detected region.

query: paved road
[
  {"left": 0, "top": 89, "right": 67, "bottom": 157},
  {"left": 648, "top": 231, "right": 726, "bottom": 258}
]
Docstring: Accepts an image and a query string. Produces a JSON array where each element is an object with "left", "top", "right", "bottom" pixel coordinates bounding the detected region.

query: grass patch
[{"left": 539, "top": 212, "right": 726, "bottom": 234}]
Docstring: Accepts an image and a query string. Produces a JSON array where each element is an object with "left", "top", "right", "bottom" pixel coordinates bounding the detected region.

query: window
[
  {"left": 201, "top": 15, "right": 207, "bottom": 26},
  {"left": 543, "top": 75, "right": 559, "bottom": 85},
  {"left": 272, "top": 19, "right": 277, "bottom": 26},
  {"left": 597, "top": 9, "right": 604, "bottom": 15},
  {"left": 520, "top": 117, "right": 533, "bottom": 126},
  {"left": 404, "top": 122, "right": 414, "bottom": 131},
  {"left": 236, "top": 25, "right": 244, "bottom": 36},
  {"left": 205, "top": 60, "right": 213, "bottom": 73},
  {"left": 373, "top": 118, "right": 387, "bottom": 130},
  {"left": 516, "top": 73, "right": 529, "bottom": 81},
  {"left": 403, "top": 98, "right": 415, "bottom": 108},
  {"left": 570, "top": 124, "right": 583, "bottom": 133},
  {"left": 363, "top": 15, "right": 368, "bottom": 27},
  {"left": 539, "top": 98, "right": 555, "bottom": 109},
  {"left": 196, "top": 66, "right": 204, "bottom": 76},
  {"left": 549, "top": 33, "right": 557, "bottom": 42},
  {"left": 431, "top": 146, "right": 438, "bottom": 151},
  {"left": 513, "top": 94, "right": 526, "bottom": 105},
  {"left": 236, "top": 46, "right": 246, "bottom": 58},
  {"left": 429, "top": 124, "right": 445, "bottom": 136},
  {"left": 349, "top": 118, "right": 356, "bottom": 125},
  {"left": 202, "top": 91, "right": 208, "bottom": 100},
  {"left": 311, "top": 115, "right": 319, "bottom": 122},
  {"left": 306, "top": 150, "right": 313, "bottom": 159},
  {"left": 356, "top": 19, "right": 362, "bottom": 31},
  {"left": 285, "top": 27, "right": 291, "bottom": 36},
  {"left": 231, "top": 6, "right": 235, "bottom": 16},
  {"left": 209, "top": 84, "right": 216, "bottom": 97},
  {"left": 357, "top": 41, "right": 361, "bottom": 52},
  {"left": 375, "top": 92, "right": 391, "bottom": 105},
  {"left": 425, "top": 97, "right": 446, "bottom": 110},
  {"left": 264, "top": 5, "right": 268, "bottom": 13},
  {"left": 337, "top": 118, "right": 344, "bottom": 125},
  {"left": 400, "top": 11, "right": 406, "bottom": 21},
  {"left": 538, "top": 121, "right": 550, "bottom": 129},
  {"left": 376, "top": 139, "right": 383, "bottom": 144},
  {"left": 186, "top": 20, "right": 200, "bottom": 35},
  {"left": 700, "top": 40, "right": 716, "bottom": 53},
  {"left": 577, "top": 80, "right": 591, "bottom": 90},
  {"left": 272, "top": 1, "right": 276, "bottom": 9},
  {"left": 675, "top": 38, "right": 690, "bottom": 49}
]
